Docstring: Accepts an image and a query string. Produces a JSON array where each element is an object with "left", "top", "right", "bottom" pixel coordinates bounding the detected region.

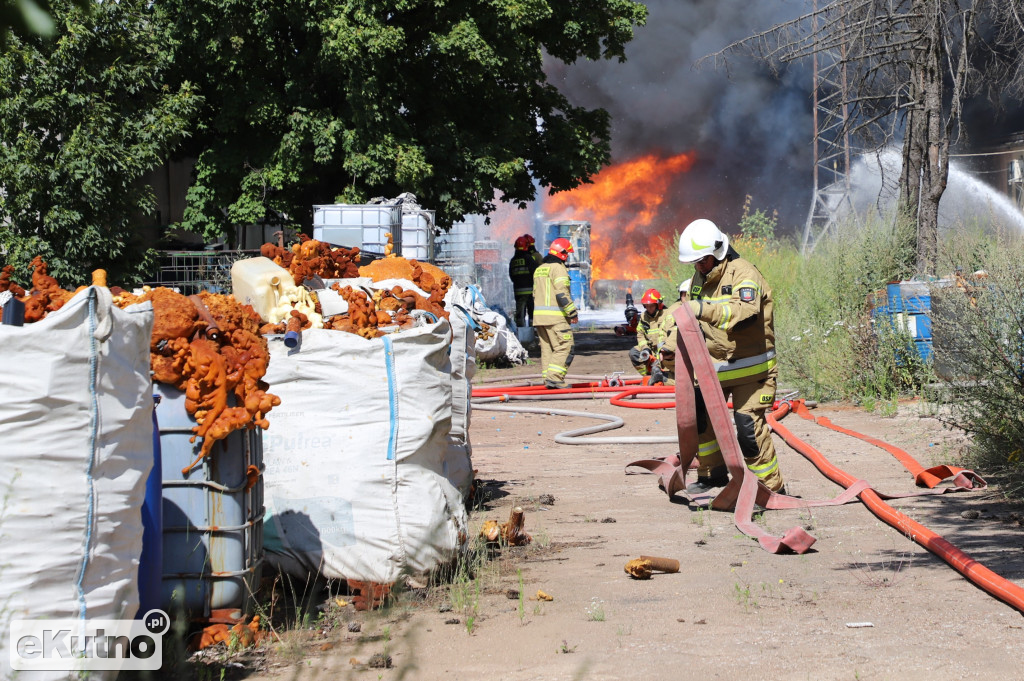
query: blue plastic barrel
[
  {"left": 906, "top": 312, "right": 932, "bottom": 339},
  {"left": 155, "top": 383, "right": 264, "bottom": 621},
  {"left": 886, "top": 282, "right": 903, "bottom": 313},
  {"left": 914, "top": 339, "right": 933, "bottom": 362},
  {"left": 900, "top": 281, "right": 931, "bottom": 314},
  {"left": 568, "top": 269, "right": 588, "bottom": 309},
  {"left": 137, "top": 394, "right": 164, "bottom": 619}
]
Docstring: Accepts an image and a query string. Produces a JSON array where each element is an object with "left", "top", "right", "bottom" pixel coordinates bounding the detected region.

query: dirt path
[{"left": 216, "top": 330, "right": 1024, "bottom": 681}]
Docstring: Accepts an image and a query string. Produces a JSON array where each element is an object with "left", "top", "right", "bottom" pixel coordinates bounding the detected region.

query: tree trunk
[
  {"left": 917, "top": 1, "right": 946, "bottom": 275},
  {"left": 899, "top": 0, "right": 946, "bottom": 275}
]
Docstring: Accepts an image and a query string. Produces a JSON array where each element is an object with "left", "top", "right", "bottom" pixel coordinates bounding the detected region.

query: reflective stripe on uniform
[
  {"left": 547, "top": 363, "right": 567, "bottom": 377},
  {"left": 714, "top": 350, "right": 776, "bottom": 382},
  {"left": 747, "top": 455, "right": 779, "bottom": 479},
  {"left": 697, "top": 440, "right": 721, "bottom": 460},
  {"left": 718, "top": 303, "right": 732, "bottom": 329}
]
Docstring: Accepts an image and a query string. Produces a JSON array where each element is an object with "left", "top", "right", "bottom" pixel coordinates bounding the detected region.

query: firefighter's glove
[
  {"left": 650, "top": 364, "right": 666, "bottom": 386},
  {"left": 568, "top": 315, "right": 579, "bottom": 325},
  {"left": 688, "top": 299, "right": 703, "bottom": 320},
  {"left": 629, "top": 347, "right": 651, "bottom": 364}
]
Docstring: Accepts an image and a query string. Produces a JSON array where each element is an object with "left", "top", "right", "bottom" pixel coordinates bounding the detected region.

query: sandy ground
[{"left": 197, "top": 329, "right": 1024, "bottom": 681}]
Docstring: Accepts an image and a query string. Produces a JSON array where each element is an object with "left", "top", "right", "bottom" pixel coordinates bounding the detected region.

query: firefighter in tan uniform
[
  {"left": 533, "top": 238, "right": 578, "bottom": 389},
  {"left": 677, "top": 219, "right": 786, "bottom": 494},
  {"left": 651, "top": 280, "right": 690, "bottom": 386},
  {"left": 629, "top": 288, "right": 676, "bottom": 385}
]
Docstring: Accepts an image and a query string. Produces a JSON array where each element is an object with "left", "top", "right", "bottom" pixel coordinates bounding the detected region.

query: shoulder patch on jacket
[{"left": 738, "top": 287, "right": 757, "bottom": 302}]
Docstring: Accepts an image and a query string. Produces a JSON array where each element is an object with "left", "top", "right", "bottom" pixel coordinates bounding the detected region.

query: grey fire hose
[{"left": 472, "top": 395, "right": 678, "bottom": 445}]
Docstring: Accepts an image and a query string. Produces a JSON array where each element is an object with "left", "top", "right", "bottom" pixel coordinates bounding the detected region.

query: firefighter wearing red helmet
[
  {"left": 533, "top": 237, "right": 578, "bottom": 389},
  {"left": 629, "top": 288, "right": 678, "bottom": 385},
  {"left": 677, "top": 218, "right": 785, "bottom": 495},
  {"left": 509, "top": 234, "right": 541, "bottom": 326}
]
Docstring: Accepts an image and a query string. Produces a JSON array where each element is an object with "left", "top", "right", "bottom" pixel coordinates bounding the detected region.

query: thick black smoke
[{"left": 544, "top": 0, "right": 814, "bottom": 236}]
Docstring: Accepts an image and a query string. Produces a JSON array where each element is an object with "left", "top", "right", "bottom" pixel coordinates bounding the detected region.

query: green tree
[
  {"left": 0, "top": 0, "right": 201, "bottom": 284},
  {"left": 158, "top": 0, "right": 647, "bottom": 242},
  {"left": 1, "top": 0, "right": 89, "bottom": 49}
]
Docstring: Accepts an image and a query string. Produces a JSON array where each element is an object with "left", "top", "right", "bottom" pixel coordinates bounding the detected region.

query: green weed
[{"left": 585, "top": 597, "right": 606, "bottom": 622}]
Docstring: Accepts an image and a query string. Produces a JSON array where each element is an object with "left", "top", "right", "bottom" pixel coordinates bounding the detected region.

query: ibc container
[
  {"left": 436, "top": 220, "right": 476, "bottom": 263},
  {"left": 401, "top": 210, "right": 435, "bottom": 261},
  {"left": 444, "top": 263, "right": 476, "bottom": 286},
  {"left": 474, "top": 240, "right": 502, "bottom": 264},
  {"left": 155, "top": 384, "right": 264, "bottom": 622},
  {"left": 314, "top": 204, "right": 401, "bottom": 252}
]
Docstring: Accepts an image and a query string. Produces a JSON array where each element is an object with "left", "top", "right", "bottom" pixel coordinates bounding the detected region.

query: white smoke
[{"left": 849, "top": 149, "right": 1024, "bottom": 233}]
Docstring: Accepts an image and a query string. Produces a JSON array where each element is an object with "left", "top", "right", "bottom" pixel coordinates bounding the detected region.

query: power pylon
[{"left": 802, "top": 0, "right": 856, "bottom": 254}]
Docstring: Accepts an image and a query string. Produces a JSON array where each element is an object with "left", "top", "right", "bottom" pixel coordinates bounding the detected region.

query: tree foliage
[
  {"left": 0, "top": 0, "right": 89, "bottom": 49},
  {"left": 157, "top": 0, "right": 648, "bottom": 242},
  {"left": 0, "top": 0, "right": 201, "bottom": 284},
  {"left": 934, "top": 232, "right": 1024, "bottom": 493}
]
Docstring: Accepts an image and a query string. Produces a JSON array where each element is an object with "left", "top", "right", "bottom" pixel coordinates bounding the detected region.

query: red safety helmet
[
  {"left": 523, "top": 234, "right": 536, "bottom": 247},
  {"left": 548, "top": 237, "right": 574, "bottom": 261},
  {"left": 514, "top": 235, "right": 529, "bottom": 250},
  {"left": 640, "top": 288, "right": 664, "bottom": 307}
]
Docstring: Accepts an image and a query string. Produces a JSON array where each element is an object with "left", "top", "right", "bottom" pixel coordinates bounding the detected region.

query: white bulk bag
[
  {"left": 0, "top": 287, "right": 154, "bottom": 681},
  {"left": 444, "top": 303, "right": 476, "bottom": 498},
  {"left": 261, "top": 321, "right": 468, "bottom": 583}
]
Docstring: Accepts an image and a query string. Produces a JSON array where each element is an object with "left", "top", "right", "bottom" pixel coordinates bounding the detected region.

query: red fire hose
[
  {"left": 470, "top": 324, "right": 1024, "bottom": 611},
  {"left": 770, "top": 400, "right": 1024, "bottom": 613}
]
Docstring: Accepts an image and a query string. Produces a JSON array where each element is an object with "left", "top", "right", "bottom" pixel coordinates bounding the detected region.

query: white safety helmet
[
  {"left": 679, "top": 278, "right": 692, "bottom": 295},
  {"left": 678, "top": 219, "right": 729, "bottom": 263}
]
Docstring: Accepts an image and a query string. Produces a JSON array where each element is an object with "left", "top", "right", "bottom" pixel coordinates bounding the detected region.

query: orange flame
[{"left": 545, "top": 151, "right": 696, "bottom": 280}]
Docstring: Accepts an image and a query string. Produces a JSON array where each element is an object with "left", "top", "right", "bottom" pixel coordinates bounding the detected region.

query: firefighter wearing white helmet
[
  {"left": 676, "top": 218, "right": 786, "bottom": 495},
  {"left": 678, "top": 278, "right": 692, "bottom": 300}
]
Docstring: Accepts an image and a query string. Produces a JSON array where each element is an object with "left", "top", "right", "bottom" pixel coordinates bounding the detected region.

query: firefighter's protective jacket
[
  {"left": 634, "top": 307, "right": 674, "bottom": 355},
  {"left": 659, "top": 301, "right": 683, "bottom": 356},
  {"left": 509, "top": 250, "right": 540, "bottom": 297},
  {"left": 688, "top": 247, "right": 775, "bottom": 386},
  {"left": 533, "top": 255, "right": 577, "bottom": 326}
]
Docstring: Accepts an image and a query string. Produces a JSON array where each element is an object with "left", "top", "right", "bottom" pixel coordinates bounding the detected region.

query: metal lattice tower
[{"left": 802, "top": 0, "right": 857, "bottom": 255}]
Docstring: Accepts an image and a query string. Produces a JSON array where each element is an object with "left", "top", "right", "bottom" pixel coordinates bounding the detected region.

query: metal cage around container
[
  {"left": 154, "top": 383, "right": 264, "bottom": 623},
  {"left": 146, "top": 250, "right": 262, "bottom": 295}
]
